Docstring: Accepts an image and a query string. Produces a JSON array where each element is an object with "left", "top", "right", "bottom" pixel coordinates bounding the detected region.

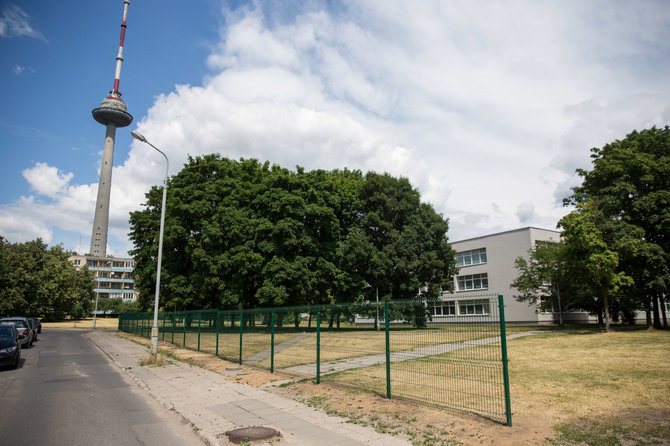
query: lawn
[
  {"left": 42, "top": 317, "right": 120, "bottom": 329},
  {"left": 275, "top": 327, "right": 670, "bottom": 445},
  {"left": 120, "top": 325, "right": 670, "bottom": 445}
]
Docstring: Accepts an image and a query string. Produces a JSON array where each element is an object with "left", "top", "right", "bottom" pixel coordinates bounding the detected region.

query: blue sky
[{"left": 1, "top": 0, "right": 669, "bottom": 257}]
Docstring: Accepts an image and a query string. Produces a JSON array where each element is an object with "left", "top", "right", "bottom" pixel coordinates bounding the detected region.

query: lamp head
[{"left": 131, "top": 130, "right": 147, "bottom": 143}]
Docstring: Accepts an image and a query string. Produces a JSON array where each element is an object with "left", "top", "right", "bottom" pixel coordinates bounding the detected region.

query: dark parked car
[
  {"left": 0, "top": 324, "right": 22, "bottom": 369},
  {"left": 0, "top": 318, "right": 33, "bottom": 348},
  {"left": 32, "top": 318, "right": 42, "bottom": 334},
  {"left": 26, "top": 318, "right": 38, "bottom": 341}
]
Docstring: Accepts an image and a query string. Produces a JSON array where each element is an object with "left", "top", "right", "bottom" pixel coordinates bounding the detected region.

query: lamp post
[{"left": 131, "top": 130, "right": 168, "bottom": 361}]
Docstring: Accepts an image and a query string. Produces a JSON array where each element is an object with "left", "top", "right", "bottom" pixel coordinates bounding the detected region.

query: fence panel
[{"left": 118, "top": 294, "right": 511, "bottom": 425}]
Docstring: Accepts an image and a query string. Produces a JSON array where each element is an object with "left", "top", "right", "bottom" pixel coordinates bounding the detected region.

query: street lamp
[{"left": 131, "top": 130, "right": 168, "bottom": 361}]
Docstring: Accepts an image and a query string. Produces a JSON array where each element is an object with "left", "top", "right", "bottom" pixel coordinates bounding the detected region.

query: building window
[
  {"left": 429, "top": 301, "right": 456, "bottom": 317},
  {"left": 458, "top": 299, "right": 490, "bottom": 316},
  {"left": 457, "top": 248, "right": 487, "bottom": 267},
  {"left": 456, "top": 273, "right": 488, "bottom": 291},
  {"left": 113, "top": 261, "right": 125, "bottom": 268},
  {"left": 73, "top": 259, "right": 81, "bottom": 266}
]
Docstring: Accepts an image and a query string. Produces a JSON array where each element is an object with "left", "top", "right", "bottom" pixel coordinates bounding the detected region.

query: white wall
[{"left": 446, "top": 227, "right": 560, "bottom": 323}]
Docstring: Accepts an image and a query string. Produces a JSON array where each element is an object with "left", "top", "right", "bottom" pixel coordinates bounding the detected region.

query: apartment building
[
  {"left": 69, "top": 255, "right": 138, "bottom": 302},
  {"left": 438, "top": 226, "right": 585, "bottom": 324}
]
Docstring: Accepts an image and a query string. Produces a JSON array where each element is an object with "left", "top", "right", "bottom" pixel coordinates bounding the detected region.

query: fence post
[
  {"left": 216, "top": 309, "right": 220, "bottom": 357},
  {"left": 385, "top": 301, "right": 391, "bottom": 399},
  {"left": 197, "top": 310, "right": 202, "bottom": 351},
  {"left": 498, "top": 295, "right": 512, "bottom": 427},
  {"left": 183, "top": 312, "right": 186, "bottom": 347},
  {"left": 171, "top": 308, "right": 175, "bottom": 344},
  {"left": 270, "top": 310, "right": 275, "bottom": 373},
  {"left": 316, "top": 306, "right": 321, "bottom": 384},
  {"left": 239, "top": 310, "right": 244, "bottom": 365},
  {"left": 162, "top": 310, "right": 166, "bottom": 341}
]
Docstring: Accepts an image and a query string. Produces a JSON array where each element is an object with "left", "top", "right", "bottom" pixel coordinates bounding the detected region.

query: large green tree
[
  {"left": 0, "top": 237, "right": 94, "bottom": 320},
  {"left": 565, "top": 126, "right": 670, "bottom": 327},
  {"left": 128, "top": 156, "right": 456, "bottom": 314},
  {"left": 558, "top": 202, "right": 634, "bottom": 331}
]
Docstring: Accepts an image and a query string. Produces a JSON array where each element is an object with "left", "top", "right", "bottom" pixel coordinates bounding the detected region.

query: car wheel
[{"left": 12, "top": 354, "right": 19, "bottom": 369}]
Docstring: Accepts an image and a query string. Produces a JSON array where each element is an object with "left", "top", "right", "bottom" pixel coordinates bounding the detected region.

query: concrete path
[
  {"left": 281, "top": 331, "right": 546, "bottom": 376},
  {"left": 244, "top": 332, "right": 313, "bottom": 364},
  {"left": 86, "top": 330, "right": 410, "bottom": 446}
]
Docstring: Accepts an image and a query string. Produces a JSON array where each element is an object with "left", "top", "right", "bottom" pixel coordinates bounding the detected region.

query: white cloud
[
  {"left": 0, "top": 197, "right": 53, "bottom": 245},
  {"left": 0, "top": 4, "right": 45, "bottom": 40},
  {"left": 22, "top": 163, "right": 74, "bottom": 199},
  {"left": 13, "top": 64, "right": 34, "bottom": 75},
  {"left": 2, "top": 0, "right": 670, "bottom": 255}
]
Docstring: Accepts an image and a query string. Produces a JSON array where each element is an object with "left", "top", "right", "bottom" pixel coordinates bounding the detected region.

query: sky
[{"left": 1, "top": 0, "right": 669, "bottom": 258}]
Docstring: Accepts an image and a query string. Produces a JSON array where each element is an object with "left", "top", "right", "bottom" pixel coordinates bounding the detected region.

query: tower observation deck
[{"left": 90, "top": 0, "right": 132, "bottom": 257}]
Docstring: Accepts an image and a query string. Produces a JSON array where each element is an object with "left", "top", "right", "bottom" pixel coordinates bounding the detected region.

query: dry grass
[
  {"left": 274, "top": 328, "right": 670, "bottom": 445},
  {"left": 509, "top": 329, "right": 670, "bottom": 421},
  {"left": 117, "top": 327, "right": 670, "bottom": 445},
  {"left": 42, "top": 317, "right": 120, "bottom": 329}
]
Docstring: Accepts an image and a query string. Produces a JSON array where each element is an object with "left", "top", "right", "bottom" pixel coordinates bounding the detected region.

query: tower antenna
[{"left": 89, "top": 0, "right": 133, "bottom": 257}]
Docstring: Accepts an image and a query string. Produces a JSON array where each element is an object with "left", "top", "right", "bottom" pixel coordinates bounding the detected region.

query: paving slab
[{"left": 86, "top": 330, "right": 410, "bottom": 446}]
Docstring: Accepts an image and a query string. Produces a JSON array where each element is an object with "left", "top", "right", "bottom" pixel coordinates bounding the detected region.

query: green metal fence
[{"left": 118, "top": 294, "right": 512, "bottom": 425}]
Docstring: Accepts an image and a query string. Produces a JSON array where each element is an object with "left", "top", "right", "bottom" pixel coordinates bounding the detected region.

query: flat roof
[{"left": 450, "top": 226, "right": 560, "bottom": 244}]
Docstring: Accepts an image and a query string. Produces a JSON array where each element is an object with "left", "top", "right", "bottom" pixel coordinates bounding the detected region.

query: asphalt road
[{"left": 0, "top": 329, "right": 205, "bottom": 446}]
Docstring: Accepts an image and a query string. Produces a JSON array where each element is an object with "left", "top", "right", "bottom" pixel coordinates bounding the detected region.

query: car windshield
[
  {"left": 0, "top": 320, "right": 27, "bottom": 329},
  {"left": 0, "top": 326, "right": 14, "bottom": 344}
]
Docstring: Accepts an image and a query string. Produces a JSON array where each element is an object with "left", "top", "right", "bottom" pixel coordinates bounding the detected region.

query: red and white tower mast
[{"left": 90, "top": 0, "right": 133, "bottom": 257}]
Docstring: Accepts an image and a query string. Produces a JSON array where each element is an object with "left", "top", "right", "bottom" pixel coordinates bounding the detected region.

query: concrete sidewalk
[{"left": 86, "top": 330, "right": 410, "bottom": 446}]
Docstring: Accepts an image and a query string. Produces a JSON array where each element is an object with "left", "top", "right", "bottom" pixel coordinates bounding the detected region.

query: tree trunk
[
  {"left": 661, "top": 295, "right": 668, "bottom": 328},
  {"left": 652, "top": 293, "right": 662, "bottom": 329},
  {"left": 601, "top": 287, "right": 611, "bottom": 332}
]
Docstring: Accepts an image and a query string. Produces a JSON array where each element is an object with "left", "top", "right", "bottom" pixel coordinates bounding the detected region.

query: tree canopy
[
  {"left": 129, "top": 156, "right": 457, "bottom": 312},
  {"left": 512, "top": 126, "right": 669, "bottom": 330},
  {"left": 0, "top": 237, "right": 94, "bottom": 321},
  {"left": 561, "top": 126, "right": 669, "bottom": 329}
]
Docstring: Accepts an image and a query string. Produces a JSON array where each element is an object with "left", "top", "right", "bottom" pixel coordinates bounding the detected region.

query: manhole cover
[{"left": 226, "top": 426, "right": 281, "bottom": 444}]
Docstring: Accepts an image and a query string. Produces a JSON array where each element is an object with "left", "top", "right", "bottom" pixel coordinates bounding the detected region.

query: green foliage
[
  {"left": 559, "top": 203, "right": 634, "bottom": 331},
  {"left": 129, "top": 156, "right": 457, "bottom": 317},
  {"left": 0, "top": 237, "right": 94, "bottom": 320},
  {"left": 564, "top": 126, "right": 670, "bottom": 328},
  {"left": 96, "top": 297, "right": 140, "bottom": 314},
  {"left": 512, "top": 241, "right": 568, "bottom": 312}
]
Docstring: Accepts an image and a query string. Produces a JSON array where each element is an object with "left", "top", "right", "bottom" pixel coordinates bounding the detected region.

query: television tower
[{"left": 90, "top": 0, "right": 132, "bottom": 257}]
